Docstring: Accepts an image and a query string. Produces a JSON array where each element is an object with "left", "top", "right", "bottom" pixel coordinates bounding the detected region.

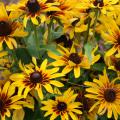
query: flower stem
[
  {"left": 92, "top": 8, "right": 100, "bottom": 44},
  {"left": 66, "top": 81, "right": 87, "bottom": 88},
  {"left": 33, "top": 25, "right": 41, "bottom": 59},
  {"left": 84, "top": 17, "right": 91, "bottom": 44}
]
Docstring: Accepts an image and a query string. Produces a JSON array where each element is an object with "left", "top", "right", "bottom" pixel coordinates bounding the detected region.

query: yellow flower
[
  {"left": 84, "top": 69, "right": 120, "bottom": 120},
  {"left": 46, "top": 0, "right": 79, "bottom": 21},
  {"left": 76, "top": 90, "right": 97, "bottom": 120},
  {"left": 0, "top": 51, "right": 14, "bottom": 70},
  {"left": 0, "top": 2, "right": 28, "bottom": 49},
  {"left": 7, "top": 0, "right": 60, "bottom": 27},
  {"left": 78, "top": 0, "right": 119, "bottom": 15},
  {"left": 0, "top": 51, "right": 8, "bottom": 68},
  {"left": 41, "top": 88, "right": 82, "bottom": 120},
  {"left": 0, "top": 81, "right": 28, "bottom": 120},
  {"left": 104, "top": 55, "right": 120, "bottom": 76},
  {"left": 48, "top": 44, "right": 100, "bottom": 78},
  {"left": 10, "top": 57, "right": 64, "bottom": 100},
  {"left": 100, "top": 17, "right": 120, "bottom": 56},
  {"left": 62, "top": 16, "right": 87, "bottom": 39},
  {"left": 0, "top": 69, "right": 11, "bottom": 86}
]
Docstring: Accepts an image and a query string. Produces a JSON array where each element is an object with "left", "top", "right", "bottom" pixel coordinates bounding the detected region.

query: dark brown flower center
[
  {"left": 0, "top": 99, "right": 4, "bottom": 111},
  {"left": 0, "top": 21, "right": 12, "bottom": 36},
  {"left": 46, "top": 11, "right": 57, "bottom": 16},
  {"left": 93, "top": 0, "right": 104, "bottom": 7},
  {"left": 117, "top": 35, "right": 120, "bottom": 45},
  {"left": 104, "top": 89, "right": 116, "bottom": 102},
  {"left": 57, "top": 102, "right": 67, "bottom": 111},
  {"left": 26, "top": 0, "right": 40, "bottom": 14},
  {"left": 115, "top": 60, "right": 120, "bottom": 71},
  {"left": 69, "top": 53, "right": 81, "bottom": 64},
  {"left": 30, "top": 71, "right": 42, "bottom": 83}
]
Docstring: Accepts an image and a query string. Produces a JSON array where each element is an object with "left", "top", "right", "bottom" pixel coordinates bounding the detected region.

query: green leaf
[
  {"left": 15, "top": 48, "right": 31, "bottom": 64},
  {"left": 48, "top": 19, "right": 63, "bottom": 42},
  {"left": 91, "top": 63, "right": 105, "bottom": 72},
  {"left": 39, "top": 44, "right": 61, "bottom": 55},
  {"left": 84, "top": 42, "right": 93, "bottom": 63}
]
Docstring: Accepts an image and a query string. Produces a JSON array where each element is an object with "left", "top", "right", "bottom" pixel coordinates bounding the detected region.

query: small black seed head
[
  {"left": 0, "top": 21, "right": 12, "bottom": 36},
  {"left": 26, "top": 0, "right": 40, "bottom": 14},
  {"left": 69, "top": 53, "right": 81, "bottom": 64},
  {"left": 57, "top": 102, "right": 67, "bottom": 111},
  {"left": 30, "top": 71, "right": 42, "bottom": 83},
  {"left": 93, "top": 0, "right": 104, "bottom": 7},
  {"left": 104, "top": 89, "right": 116, "bottom": 102}
]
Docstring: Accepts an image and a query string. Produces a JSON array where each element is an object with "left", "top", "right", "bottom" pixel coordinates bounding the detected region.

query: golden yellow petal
[
  {"left": 50, "top": 73, "right": 64, "bottom": 79},
  {"left": 69, "top": 112, "right": 78, "bottom": 120},
  {"left": 12, "top": 109, "right": 25, "bottom": 120},
  {"left": 89, "top": 101, "right": 100, "bottom": 112},
  {"left": 107, "top": 105, "right": 112, "bottom": 118},
  {"left": 10, "top": 73, "right": 24, "bottom": 81},
  {"left": 105, "top": 46, "right": 117, "bottom": 56},
  {"left": 44, "top": 84, "right": 53, "bottom": 93},
  {"left": 64, "top": 113, "right": 69, "bottom": 120},
  {"left": 47, "top": 67, "right": 59, "bottom": 74},
  {"left": 74, "top": 67, "right": 80, "bottom": 78},
  {"left": 37, "top": 87, "right": 44, "bottom": 100},
  {"left": 62, "top": 65, "right": 72, "bottom": 74},
  {"left": 23, "top": 87, "right": 31, "bottom": 98},
  {"left": 48, "top": 51, "right": 61, "bottom": 60},
  {"left": 31, "top": 17, "right": 39, "bottom": 25},
  {"left": 6, "top": 109, "right": 11, "bottom": 117},
  {"left": 50, "top": 113, "right": 58, "bottom": 120},
  {"left": 5, "top": 38, "right": 14, "bottom": 49},
  {"left": 72, "top": 109, "right": 82, "bottom": 114},
  {"left": 44, "top": 110, "right": 53, "bottom": 117},
  {"left": 40, "top": 59, "right": 48, "bottom": 71},
  {"left": 50, "top": 80, "right": 64, "bottom": 87},
  {"left": 9, "top": 105, "right": 22, "bottom": 109},
  {"left": 0, "top": 2, "right": 8, "bottom": 19},
  {"left": 23, "top": 15, "right": 28, "bottom": 27},
  {"left": 2, "top": 81, "right": 10, "bottom": 95}
]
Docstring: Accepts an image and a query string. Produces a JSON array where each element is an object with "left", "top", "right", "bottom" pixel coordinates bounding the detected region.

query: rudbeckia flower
[
  {"left": 78, "top": 0, "right": 119, "bottom": 15},
  {"left": 0, "top": 51, "right": 8, "bottom": 68},
  {"left": 10, "top": 57, "right": 64, "bottom": 100},
  {"left": 48, "top": 44, "right": 100, "bottom": 78},
  {"left": 7, "top": 0, "right": 61, "bottom": 27},
  {"left": 0, "top": 81, "right": 29, "bottom": 120},
  {"left": 41, "top": 88, "right": 82, "bottom": 120},
  {"left": 62, "top": 16, "right": 87, "bottom": 39},
  {"left": 0, "top": 2, "right": 28, "bottom": 49},
  {"left": 0, "top": 70, "right": 11, "bottom": 86},
  {"left": 76, "top": 90, "right": 97, "bottom": 120},
  {"left": 100, "top": 17, "right": 120, "bottom": 57},
  {"left": 84, "top": 69, "right": 120, "bottom": 120},
  {"left": 104, "top": 55, "right": 120, "bottom": 76},
  {"left": 46, "top": 0, "right": 79, "bottom": 22}
]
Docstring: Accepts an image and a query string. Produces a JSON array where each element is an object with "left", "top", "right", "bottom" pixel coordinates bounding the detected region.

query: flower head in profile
[
  {"left": 0, "top": 81, "right": 29, "bottom": 120},
  {"left": 100, "top": 16, "right": 120, "bottom": 57},
  {"left": 0, "top": 70, "right": 11, "bottom": 86},
  {"left": 41, "top": 88, "right": 82, "bottom": 120},
  {"left": 10, "top": 57, "right": 64, "bottom": 100},
  {"left": 48, "top": 44, "right": 100, "bottom": 78},
  {"left": 7, "top": 0, "right": 60, "bottom": 27},
  {"left": 76, "top": 90, "right": 97, "bottom": 120},
  {"left": 78, "top": 0, "right": 119, "bottom": 15},
  {"left": 104, "top": 55, "right": 120, "bottom": 76},
  {"left": 84, "top": 69, "right": 120, "bottom": 120},
  {"left": 0, "top": 2, "right": 28, "bottom": 49}
]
